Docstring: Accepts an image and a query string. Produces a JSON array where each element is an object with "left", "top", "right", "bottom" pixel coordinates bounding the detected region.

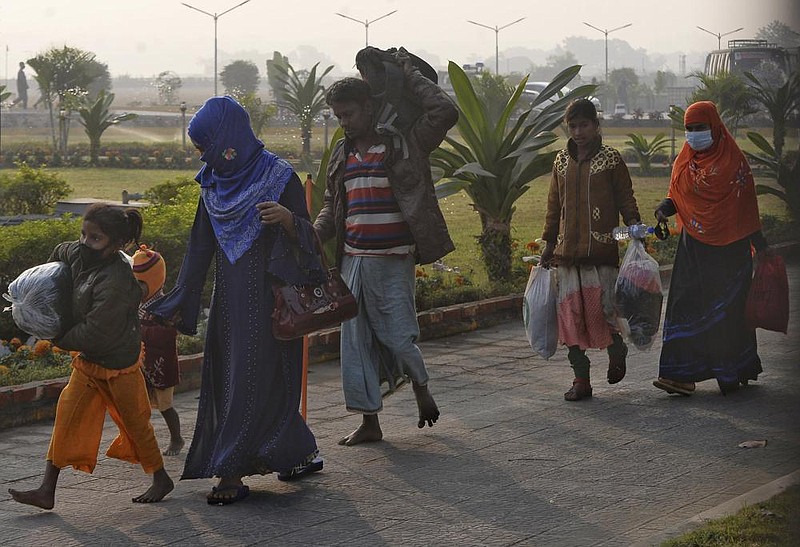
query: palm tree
[
  {"left": 742, "top": 70, "right": 800, "bottom": 221},
  {"left": 271, "top": 61, "right": 333, "bottom": 157},
  {"left": 309, "top": 126, "right": 345, "bottom": 264},
  {"left": 746, "top": 132, "right": 800, "bottom": 220},
  {"left": 77, "top": 90, "right": 137, "bottom": 165},
  {"left": 624, "top": 133, "right": 670, "bottom": 174},
  {"left": 431, "top": 63, "right": 597, "bottom": 282},
  {"left": 744, "top": 70, "right": 800, "bottom": 158},
  {"left": 27, "top": 46, "right": 110, "bottom": 153},
  {"left": 690, "top": 71, "right": 757, "bottom": 136}
]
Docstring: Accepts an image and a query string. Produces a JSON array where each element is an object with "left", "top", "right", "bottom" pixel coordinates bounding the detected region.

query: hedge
[
  {"left": 0, "top": 141, "right": 300, "bottom": 170},
  {"left": 0, "top": 185, "right": 202, "bottom": 340}
]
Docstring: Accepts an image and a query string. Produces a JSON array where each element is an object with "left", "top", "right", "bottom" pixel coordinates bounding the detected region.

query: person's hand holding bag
[{"left": 539, "top": 242, "right": 555, "bottom": 269}]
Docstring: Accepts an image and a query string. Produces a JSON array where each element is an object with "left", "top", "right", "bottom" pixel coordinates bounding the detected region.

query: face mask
[
  {"left": 685, "top": 130, "right": 713, "bottom": 151},
  {"left": 79, "top": 243, "right": 107, "bottom": 266}
]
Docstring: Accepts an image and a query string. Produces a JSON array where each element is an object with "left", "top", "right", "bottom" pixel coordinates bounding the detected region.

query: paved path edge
[{"left": 634, "top": 468, "right": 800, "bottom": 546}]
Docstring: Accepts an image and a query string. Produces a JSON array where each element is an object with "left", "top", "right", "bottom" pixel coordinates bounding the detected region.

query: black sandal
[{"left": 607, "top": 355, "right": 627, "bottom": 384}]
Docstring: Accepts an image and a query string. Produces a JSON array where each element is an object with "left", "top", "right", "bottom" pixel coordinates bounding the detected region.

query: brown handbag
[{"left": 271, "top": 235, "right": 358, "bottom": 341}]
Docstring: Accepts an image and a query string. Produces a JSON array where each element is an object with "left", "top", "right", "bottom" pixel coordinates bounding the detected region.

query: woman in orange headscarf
[{"left": 652, "top": 101, "right": 770, "bottom": 396}]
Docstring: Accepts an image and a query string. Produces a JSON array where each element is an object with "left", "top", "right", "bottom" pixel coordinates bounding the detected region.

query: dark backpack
[{"left": 355, "top": 47, "right": 438, "bottom": 157}]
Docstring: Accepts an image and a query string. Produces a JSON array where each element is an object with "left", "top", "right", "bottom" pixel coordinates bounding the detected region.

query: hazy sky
[{"left": 2, "top": 0, "right": 798, "bottom": 79}]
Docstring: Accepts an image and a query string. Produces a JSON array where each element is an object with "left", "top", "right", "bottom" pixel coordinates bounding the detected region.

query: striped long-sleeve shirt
[{"left": 344, "top": 144, "right": 415, "bottom": 256}]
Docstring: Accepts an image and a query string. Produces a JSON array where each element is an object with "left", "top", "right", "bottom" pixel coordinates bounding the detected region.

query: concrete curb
[
  {"left": 634, "top": 469, "right": 800, "bottom": 546},
  {"left": 0, "top": 296, "right": 523, "bottom": 431}
]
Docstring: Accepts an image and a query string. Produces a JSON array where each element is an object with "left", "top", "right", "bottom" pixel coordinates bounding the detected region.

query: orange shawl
[{"left": 668, "top": 101, "right": 761, "bottom": 246}]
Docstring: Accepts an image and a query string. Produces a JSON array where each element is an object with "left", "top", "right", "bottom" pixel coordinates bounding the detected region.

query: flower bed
[{"left": 0, "top": 339, "right": 73, "bottom": 387}]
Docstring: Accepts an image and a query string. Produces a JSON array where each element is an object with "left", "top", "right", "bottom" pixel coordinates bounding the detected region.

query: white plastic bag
[
  {"left": 614, "top": 240, "right": 663, "bottom": 350},
  {"left": 523, "top": 266, "right": 558, "bottom": 359},
  {"left": 3, "top": 262, "right": 72, "bottom": 340}
]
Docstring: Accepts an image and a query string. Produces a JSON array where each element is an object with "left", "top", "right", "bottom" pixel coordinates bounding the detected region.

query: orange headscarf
[{"left": 668, "top": 101, "right": 761, "bottom": 246}]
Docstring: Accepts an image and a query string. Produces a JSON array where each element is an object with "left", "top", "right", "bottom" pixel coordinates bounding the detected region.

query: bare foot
[
  {"left": 412, "top": 382, "right": 440, "bottom": 428},
  {"left": 132, "top": 468, "right": 174, "bottom": 503},
  {"left": 8, "top": 487, "right": 55, "bottom": 510},
  {"left": 163, "top": 437, "right": 185, "bottom": 456},
  {"left": 338, "top": 415, "right": 383, "bottom": 446}
]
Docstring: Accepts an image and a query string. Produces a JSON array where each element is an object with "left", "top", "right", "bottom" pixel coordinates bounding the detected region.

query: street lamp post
[
  {"left": 58, "top": 109, "right": 69, "bottom": 159},
  {"left": 180, "top": 101, "right": 187, "bottom": 149},
  {"left": 466, "top": 17, "right": 526, "bottom": 75},
  {"left": 335, "top": 10, "right": 397, "bottom": 47},
  {"left": 696, "top": 26, "right": 744, "bottom": 50},
  {"left": 669, "top": 104, "right": 676, "bottom": 162},
  {"left": 181, "top": 0, "right": 252, "bottom": 96},
  {"left": 322, "top": 107, "right": 331, "bottom": 149},
  {"left": 583, "top": 21, "right": 633, "bottom": 86}
]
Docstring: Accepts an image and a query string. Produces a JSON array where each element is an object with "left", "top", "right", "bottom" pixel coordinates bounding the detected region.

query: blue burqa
[{"left": 147, "top": 96, "right": 325, "bottom": 478}]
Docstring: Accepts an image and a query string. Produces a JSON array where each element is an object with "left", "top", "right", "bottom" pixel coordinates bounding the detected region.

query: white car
[
  {"left": 613, "top": 103, "right": 627, "bottom": 116},
  {"left": 522, "top": 81, "right": 602, "bottom": 113}
]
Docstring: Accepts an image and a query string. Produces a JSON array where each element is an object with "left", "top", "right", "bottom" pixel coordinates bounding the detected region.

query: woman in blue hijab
[{"left": 147, "top": 96, "right": 325, "bottom": 504}]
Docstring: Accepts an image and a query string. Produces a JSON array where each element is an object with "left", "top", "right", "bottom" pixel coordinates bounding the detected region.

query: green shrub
[
  {"left": 176, "top": 333, "right": 204, "bottom": 355},
  {"left": 139, "top": 184, "right": 203, "bottom": 290},
  {"left": 0, "top": 163, "right": 72, "bottom": 214},
  {"left": 761, "top": 214, "right": 800, "bottom": 244},
  {"left": 0, "top": 141, "right": 300, "bottom": 170},
  {"left": 415, "top": 266, "right": 486, "bottom": 311},
  {"left": 0, "top": 216, "right": 81, "bottom": 340},
  {"left": 144, "top": 175, "right": 197, "bottom": 205},
  {"left": 1, "top": 142, "right": 199, "bottom": 170}
]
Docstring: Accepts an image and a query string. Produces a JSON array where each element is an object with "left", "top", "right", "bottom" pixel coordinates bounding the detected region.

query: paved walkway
[{"left": 1, "top": 259, "right": 799, "bottom": 546}]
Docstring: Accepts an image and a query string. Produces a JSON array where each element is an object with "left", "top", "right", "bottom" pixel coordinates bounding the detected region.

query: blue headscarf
[{"left": 188, "top": 96, "right": 294, "bottom": 264}]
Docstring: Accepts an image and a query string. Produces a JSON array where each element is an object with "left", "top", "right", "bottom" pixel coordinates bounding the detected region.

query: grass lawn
[
  {"left": 46, "top": 166, "right": 791, "bottom": 288},
  {"left": 662, "top": 485, "right": 800, "bottom": 546},
  {"left": 4, "top": 122, "right": 796, "bottom": 159},
  {"left": 1, "top": 125, "right": 332, "bottom": 157}
]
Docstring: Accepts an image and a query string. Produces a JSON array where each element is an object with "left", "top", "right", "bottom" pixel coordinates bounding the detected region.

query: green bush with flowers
[{"left": 0, "top": 339, "right": 73, "bottom": 387}]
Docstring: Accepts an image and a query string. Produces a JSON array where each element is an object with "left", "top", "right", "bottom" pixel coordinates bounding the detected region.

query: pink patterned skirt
[{"left": 556, "top": 265, "right": 619, "bottom": 350}]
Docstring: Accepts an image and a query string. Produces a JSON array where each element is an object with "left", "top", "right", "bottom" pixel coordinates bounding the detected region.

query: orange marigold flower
[
  {"left": 526, "top": 241, "right": 540, "bottom": 251},
  {"left": 0, "top": 365, "right": 10, "bottom": 375},
  {"left": 52, "top": 346, "right": 65, "bottom": 354},
  {"left": 33, "top": 340, "right": 53, "bottom": 356},
  {"left": 17, "top": 345, "right": 31, "bottom": 355},
  {"left": 455, "top": 275, "right": 465, "bottom": 286},
  {"left": 9, "top": 337, "right": 22, "bottom": 349}
]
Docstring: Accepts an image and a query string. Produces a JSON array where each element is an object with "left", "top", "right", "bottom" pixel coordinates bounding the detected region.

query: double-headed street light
[
  {"left": 335, "top": 10, "right": 398, "bottom": 47},
  {"left": 696, "top": 26, "right": 744, "bottom": 50},
  {"left": 467, "top": 17, "right": 526, "bottom": 75},
  {"left": 583, "top": 21, "right": 633, "bottom": 85},
  {"left": 181, "top": 0, "right": 252, "bottom": 96}
]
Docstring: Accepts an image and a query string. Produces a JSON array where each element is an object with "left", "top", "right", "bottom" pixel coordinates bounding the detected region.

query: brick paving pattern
[{"left": 1, "top": 259, "right": 798, "bottom": 546}]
